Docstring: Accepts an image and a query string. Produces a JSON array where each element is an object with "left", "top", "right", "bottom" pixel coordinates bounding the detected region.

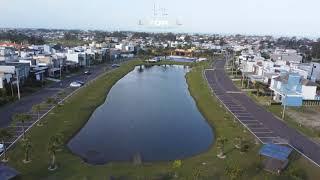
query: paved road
[
  {"left": 0, "top": 63, "right": 111, "bottom": 127},
  {"left": 205, "top": 59, "right": 320, "bottom": 167}
]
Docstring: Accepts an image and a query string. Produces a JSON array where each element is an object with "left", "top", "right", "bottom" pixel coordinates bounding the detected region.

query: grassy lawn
[{"left": 6, "top": 60, "right": 320, "bottom": 179}]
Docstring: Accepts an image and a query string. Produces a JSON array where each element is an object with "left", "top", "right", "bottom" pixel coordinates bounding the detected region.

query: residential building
[{"left": 270, "top": 73, "right": 318, "bottom": 106}]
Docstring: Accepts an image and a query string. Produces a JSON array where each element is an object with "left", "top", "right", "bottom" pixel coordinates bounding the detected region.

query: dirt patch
[{"left": 287, "top": 107, "right": 320, "bottom": 131}]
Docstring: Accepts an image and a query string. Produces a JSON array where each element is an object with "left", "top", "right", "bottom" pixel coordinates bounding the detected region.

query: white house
[{"left": 66, "top": 51, "right": 87, "bottom": 67}]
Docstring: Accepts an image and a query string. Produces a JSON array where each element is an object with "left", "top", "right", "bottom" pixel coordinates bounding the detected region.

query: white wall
[
  {"left": 66, "top": 53, "right": 79, "bottom": 63},
  {"left": 301, "top": 85, "right": 317, "bottom": 100},
  {"left": 0, "top": 66, "right": 15, "bottom": 74}
]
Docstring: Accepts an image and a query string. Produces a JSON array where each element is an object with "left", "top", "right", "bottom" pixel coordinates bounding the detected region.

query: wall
[
  {"left": 283, "top": 95, "right": 303, "bottom": 107},
  {"left": 302, "top": 85, "right": 317, "bottom": 100}
]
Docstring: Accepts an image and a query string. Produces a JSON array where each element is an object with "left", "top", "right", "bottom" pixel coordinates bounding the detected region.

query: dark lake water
[{"left": 68, "top": 65, "right": 214, "bottom": 164}]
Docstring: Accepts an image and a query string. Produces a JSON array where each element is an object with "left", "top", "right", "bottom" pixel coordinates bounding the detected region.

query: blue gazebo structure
[{"left": 259, "top": 143, "right": 293, "bottom": 174}]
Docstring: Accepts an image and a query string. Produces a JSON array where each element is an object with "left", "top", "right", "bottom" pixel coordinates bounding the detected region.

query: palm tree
[
  {"left": 254, "top": 81, "right": 264, "bottom": 97},
  {"left": 52, "top": 133, "right": 64, "bottom": 152},
  {"left": 48, "top": 136, "right": 59, "bottom": 170},
  {"left": 0, "top": 129, "right": 12, "bottom": 162},
  {"left": 46, "top": 97, "right": 58, "bottom": 106},
  {"left": 172, "top": 160, "right": 182, "bottom": 178},
  {"left": 233, "top": 136, "right": 242, "bottom": 149},
  {"left": 217, "top": 137, "right": 228, "bottom": 159},
  {"left": 32, "top": 104, "right": 43, "bottom": 126},
  {"left": 13, "top": 113, "right": 32, "bottom": 140},
  {"left": 22, "top": 138, "right": 32, "bottom": 163}
]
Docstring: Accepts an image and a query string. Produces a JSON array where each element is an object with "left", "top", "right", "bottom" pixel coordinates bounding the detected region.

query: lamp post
[
  {"left": 309, "top": 64, "right": 316, "bottom": 80},
  {"left": 59, "top": 60, "right": 62, "bottom": 87},
  {"left": 15, "top": 69, "right": 21, "bottom": 100},
  {"left": 282, "top": 94, "right": 287, "bottom": 120}
]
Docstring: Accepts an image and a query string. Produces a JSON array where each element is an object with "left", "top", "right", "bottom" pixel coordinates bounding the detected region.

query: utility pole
[
  {"left": 282, "top": 94, "right": 286, "bottom": 120},
  {"left": 16, "top": 69, "right": 21, "bottom": 100},
  {"left": 241, "top": 73, "right": 244, "bottom": 88},
  {"left": 60, "top": 61, "right": 62, "bottom": 87}
]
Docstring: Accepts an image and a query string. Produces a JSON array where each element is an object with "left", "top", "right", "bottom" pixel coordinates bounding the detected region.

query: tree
[
  {"left": 13, "top": 113, "right": 32, "bottom": 140},
  {"left": 217, "top": 137, "right": 228, "bottom": 159},
  {"left": 46, "top": 97, "right": 58, "bottom": 105},
  {"left": 51, "top": 133, "right": 64, "bottom": 151},
  {"left": 233, "top": 136, "right": 242, "bottom": 149},
  {"left": 172, "top": 160, "right": 182, "bottom": 177},
  {"left": 48, "top": 135, "right": 61, "bottom": 170},
  {"left": 254, "top": 81, "right": 264, "bottom": 96},
  {"left": 22, "top": 138, "right": 32, "bottom": 163},
  {"left": 0, "top": 129, "right": 12, "bottom": 162},
  {"left": 32, "top": 104, "right": 43, "bottom": 126}
]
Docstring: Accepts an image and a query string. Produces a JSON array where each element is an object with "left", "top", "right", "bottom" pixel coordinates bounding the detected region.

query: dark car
[{"left": 111, "top": 64, "right": 120, "bottom": 68}]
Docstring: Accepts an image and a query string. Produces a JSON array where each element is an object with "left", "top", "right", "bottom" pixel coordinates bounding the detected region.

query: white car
[
  {"left": 70, "top": 81, "right": 83, "bottom": 88},
  {"left": 0, "top": 143, "right": 4, "bottom": 153}
]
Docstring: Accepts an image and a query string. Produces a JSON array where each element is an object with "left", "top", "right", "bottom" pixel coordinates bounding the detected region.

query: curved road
[{"left": 205, "top": 59, "right": 320, "bottom": 167}]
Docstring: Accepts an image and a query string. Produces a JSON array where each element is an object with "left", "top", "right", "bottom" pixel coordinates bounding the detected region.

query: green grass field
[{"left": 6, "top": 60, "right": 320, "bottom": 179}]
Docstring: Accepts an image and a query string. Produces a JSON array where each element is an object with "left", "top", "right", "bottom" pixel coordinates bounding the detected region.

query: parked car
[
  {"left": 76, "top": 80, "right": 85, "bottom": 85},
  {"left": 70, "top": 81, "right": 83, "bottom": 87},
  {"left": 84, "top": 70, "right": 91, "bottom": 75},
  {"left": 112, "top": 64, "right": 120, "bottom": 68},
  {"left": 0, "top": 143, "right": 4, "bottom": 153}
]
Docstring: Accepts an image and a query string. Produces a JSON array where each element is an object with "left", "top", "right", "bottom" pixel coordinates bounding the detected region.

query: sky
[{"left": 1, "top": 0, "right": 319, "bottom": 37}]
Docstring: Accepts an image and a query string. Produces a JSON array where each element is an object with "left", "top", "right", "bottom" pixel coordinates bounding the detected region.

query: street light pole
[
  {"left": 60, "top": 61, "right": 62, "bottom": 87},
  {"left": 16, "top": 69, "right": 21, "bottom": 100},
  {"left": 282, "top": 94, "right": 286, "bottom": 120}
]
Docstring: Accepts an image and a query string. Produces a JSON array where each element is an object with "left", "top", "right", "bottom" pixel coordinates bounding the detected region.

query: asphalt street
[
  {"left": 0, "top": 63, "right": 110, "bottom": 127},
  {"left": 205, "top": 59, "right": 320, "bottom": 167}
]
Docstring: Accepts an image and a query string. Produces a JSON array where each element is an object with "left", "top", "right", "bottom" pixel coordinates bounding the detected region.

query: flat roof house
[{"left": 270, "top": 73, "right": 318, "bottom": 106}]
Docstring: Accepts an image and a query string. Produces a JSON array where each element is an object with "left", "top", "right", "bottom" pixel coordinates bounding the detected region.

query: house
[
  {"left": 0, "top": 46, "right": 17, "bottom": 62},
  {"left": 0, "top": 62, "right": 30, "bottom": 88},
  {"left": 269, "top": 73, "right": 318, "bottom": 106},
  {"left": 0, "top": 72, "right": 12, "bottom": 89},
  {"left": 66, "top": 50, "right": 87, "bottom": 67},
  {"left": 270, "top": 49, "right": 303, "bottom": 65},
  {"left": 115, "top": 44, "right": 124, "bottom": 50}
]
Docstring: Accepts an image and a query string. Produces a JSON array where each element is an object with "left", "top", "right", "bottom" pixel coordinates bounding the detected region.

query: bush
[
  {"left": 225, "top": 164, "right": 243, "bottom": 180},
  {"left": 240, "top": 144, "right": 250, "bottom": 153},
  {"left": 285, "top": 167, "right": 307, "bottom": 180}
]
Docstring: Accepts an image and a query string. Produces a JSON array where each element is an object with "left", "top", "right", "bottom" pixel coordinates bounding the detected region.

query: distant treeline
[{"left": 0, "top": 30, "right": 45, "bottom": 45}]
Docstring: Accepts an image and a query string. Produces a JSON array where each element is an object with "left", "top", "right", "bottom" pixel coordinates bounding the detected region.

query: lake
[{"left": 68, "top": 65, "right": 214, "bottom": 164}]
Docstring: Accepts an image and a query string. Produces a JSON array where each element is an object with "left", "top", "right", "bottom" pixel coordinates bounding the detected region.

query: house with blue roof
[{"left": 270, "top": 72, "right": 319, "bottom": 106}]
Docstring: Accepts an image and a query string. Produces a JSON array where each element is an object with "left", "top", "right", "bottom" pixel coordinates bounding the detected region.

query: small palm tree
[
  {"left": 32, "top": 104, "right": 43, "bottom": 126},
  {"left": 52, "top": 133, "right": 64, "bottom": 151},
  {"left": 22, "top": 138, "right": 32, "bottom": 163},
  {"left": 48, "top": 136, "right": 60, "bottom": 170},
  {"left": 172, "top": 160, "right": 182, "bottom": 178},
  {"left": 0, "top": 129, "right": 12, "bottom": 162},
  {"left": 254, "top": 82, "right": 264, "bottom": 97},
  {"left": 13, "top": 113, "right": 32, "bottom": 140},
  {"left": 233, "top": 136, "right": 242, "bottom": 149},
  {"left": 217, "top": 137, "right": 228, "bottom": 159},
  {"left": 46, "top": 97, "right": 58, "bottom": 106}
]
